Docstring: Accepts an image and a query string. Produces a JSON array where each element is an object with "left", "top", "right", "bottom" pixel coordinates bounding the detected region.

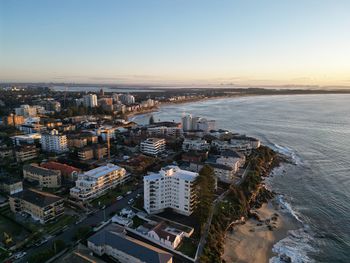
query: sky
[{"left": 1, "top": 0, "right": 350, "bottom": 87}]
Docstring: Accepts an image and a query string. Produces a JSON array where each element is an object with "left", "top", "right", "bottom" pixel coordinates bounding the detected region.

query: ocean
[{"left": 131, "top": 94, "right": 350, "bottom": 263}]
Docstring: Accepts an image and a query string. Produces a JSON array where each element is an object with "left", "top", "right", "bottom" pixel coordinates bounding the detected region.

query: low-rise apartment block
[
  {"left": 0, "top": 177, "right": 23, "bottom": 195},
  {"left": 15, "top": 145, "right": 39, "bottom": 162},
  {"left": 147, "top": 126, "right": 183, "bottom": 137},
  {"left": 144, "top": 165, "right": 198, "bottom": 216},
  {"left": 41, "top": 161, "right": 81, "bottom": 181},
  {"left": 23, "top": 163, "right": 61, "bottom": 188},
  {"left": 140, "top": 138, "right": 166, "bottom": 156},
  {"left": 182, "top": 138, "right": 210, "bottom": 152},
  {"left": 70, "top": 164, "right": 127, "bottom": 201},
  {"left": 9, "top": 189, "right": 64, "bottom": 224},
  {"left": 77, "top": 144, "right": 108, "bottom": 161}
]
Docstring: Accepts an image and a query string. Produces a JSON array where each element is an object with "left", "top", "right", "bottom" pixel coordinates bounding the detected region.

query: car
[
  {"left": 14, "top": 252, "right": 26, "bottom": 259},
  {"left": 128, "top": 198, "right": 134, "bottom": 205},
  {"left": 136, "top": 193, "right": 141, "bottom": 198},
  {"left": 116, "top": 195, "right": 123, "bottom": 201},
  {"left": 126, "top": 191, "right": 132, "bottom": 195}
]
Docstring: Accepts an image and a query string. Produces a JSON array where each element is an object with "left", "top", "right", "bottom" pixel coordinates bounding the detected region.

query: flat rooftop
[{"left": 84, "top": 164, "right": 123, "bottom": 179}]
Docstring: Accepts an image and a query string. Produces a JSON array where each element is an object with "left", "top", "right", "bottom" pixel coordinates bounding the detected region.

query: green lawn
[{"left": 177, "top": 237, "right": 198, "bottom": 258}]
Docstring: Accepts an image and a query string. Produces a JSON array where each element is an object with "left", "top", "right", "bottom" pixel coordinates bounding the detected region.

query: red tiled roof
[{"left": 41, "top": 161, "right": 80, "bottom": 176}]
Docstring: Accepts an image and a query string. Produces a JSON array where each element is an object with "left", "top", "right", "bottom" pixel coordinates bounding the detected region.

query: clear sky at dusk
[{"left": 1, "top": 0, "right": 350, "bottom": 86}]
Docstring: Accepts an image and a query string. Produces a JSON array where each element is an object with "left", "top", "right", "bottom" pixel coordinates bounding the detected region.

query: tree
[{"left": 194, "top": 165, "right": 216, "bottom": 232}]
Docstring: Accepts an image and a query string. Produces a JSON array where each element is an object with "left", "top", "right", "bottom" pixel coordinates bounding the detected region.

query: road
[{"left": 17, "top": 187, "right": 143, "bottom": 263}]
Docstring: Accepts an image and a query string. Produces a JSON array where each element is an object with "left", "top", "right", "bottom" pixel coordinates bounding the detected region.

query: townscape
[{"left": 0, "top": 86, "right": 280, "bottom": 263}]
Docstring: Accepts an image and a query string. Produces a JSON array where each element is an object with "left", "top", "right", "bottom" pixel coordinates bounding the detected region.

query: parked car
[
  {"left": 126, "top": 191, "right": 132, "bottom": 195},
  {"left": 128, "top": 198, "right": 134, "bottom": 205},
  {"left": 116, "top": 195, "right": 123, "bottom": 201},
  {"left": 14, "top": 252, "right": 26, "bottom": 260}
]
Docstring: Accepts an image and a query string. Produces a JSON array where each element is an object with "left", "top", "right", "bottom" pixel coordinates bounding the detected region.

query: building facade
[
  {"left": 83, "top": 94, "right": 98, "bottom": 108},
  {"left": 70, "top": 164, "right": 128, "bottom": 201},
  {"left": 23, "top": 164, "right": 61, "bottom": 188},
  {"left": 40, "top": 129, "right": 68, "bottom": 153},
  {"left": 144, "top": 165, "right": 198, "bottom": 216},
  {"left": 9, "top": 189, "right": 64, "bottom": 224},
  {"left": 140, "top": 138, "right": 166, "bottom": 156},
  {"left": 15, "top": 145, "right": 39, "bottom": 162},
  {"left": 182, "top": 138, "right": 210, "bottom": 152}
]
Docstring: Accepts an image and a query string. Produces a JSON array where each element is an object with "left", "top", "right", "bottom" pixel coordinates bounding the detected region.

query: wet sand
[{"left": 222, "top": 201, "right": 296, "bottom": 263}]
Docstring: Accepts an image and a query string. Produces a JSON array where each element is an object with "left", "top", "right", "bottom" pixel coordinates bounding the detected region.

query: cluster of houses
[{"left": 0, "top": 97, "right": 261, "bottom": 262}]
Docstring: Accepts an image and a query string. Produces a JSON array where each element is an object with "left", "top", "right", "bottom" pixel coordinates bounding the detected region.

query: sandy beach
[{"left": 222, "top": 201, "right": 296, "bottom": 263}]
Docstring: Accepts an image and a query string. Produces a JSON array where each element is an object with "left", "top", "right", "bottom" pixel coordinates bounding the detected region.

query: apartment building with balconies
[
  {"left": 140, "top": 138, "right": 166, "bottom": 156},
  {"left": 144, "top": 165, "right": 198, "bottom": 216},
  {"left": 9, "top": 189, "right": 64, "bottom": 224},
  {"left": 70, "top": 164, "right": 128, "bottom": 201}
]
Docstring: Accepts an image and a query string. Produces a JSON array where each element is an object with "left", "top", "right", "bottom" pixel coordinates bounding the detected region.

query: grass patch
[{"left": 177, "top": 237, "right": 198, "bottom": 258}]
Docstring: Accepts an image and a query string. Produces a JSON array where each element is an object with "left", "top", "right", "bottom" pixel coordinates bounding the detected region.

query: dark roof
[
  {"left": 0, "top": 176, "right": 22, "bottom": 185},
  {"left": 88, "top": 230, "right": 172, "bottom": 263},
  {"left": 206, "top": 162, "right": 233, "bottom": 171},
  {"left": 221, "top": 150, "right": 243, "bottom": 158},
  {"left": 11, "top": 189, "right": 62, "bottom": 208}
]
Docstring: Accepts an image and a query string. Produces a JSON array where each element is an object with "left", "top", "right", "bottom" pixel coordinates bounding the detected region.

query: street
[{"left": 16, "top": 187, "right": 143, "bottom": 263}]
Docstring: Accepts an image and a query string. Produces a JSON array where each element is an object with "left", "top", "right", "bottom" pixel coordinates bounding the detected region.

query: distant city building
[
  {"left": 182, "top": 138, "right": 210, "bottom": 152},
  {"left": 181, "top": 114, "right": 215, "bottom": 132},
  {"left": 9, "top": 189, "right": 64, "bottom": 224},
  {"left": 181, "top": 114, "right": 193, "bottom": 131},
  {"left": 15, "top": 105, "right": 38, "bottom": 117},
  {"left": 11, "top": 133, "right": 42, "bottom": 146},
  {"left": 77, "top": 144, "right": 108, "bottom": 161},
  {"left": 147, "top": 126, "right": 183, "bottom": 137},
  {"left": 140, "top": 138, "right": 166, "bottom": 156},
  {"left": 70, "top": 164, "right": 128, "bottom": 201},
  {"left": 119, "top": 94, "right": 135, "bottom": 105},
  {"left": 23, "top": 163, "right": 62, "bottom": 188},
  {"left": 88, "top": 228, "right": 173, "bottom": 263},
  {"left": 40, "top": 129, "right": 68, "bottom": 153},
  {"left": 4, "top": 114, "right": 25, "bottom": 126},
  {"left": 144, "top": 165, "right": 198, "bottom": 216},
  {"left": 83, "top": 94, "right": 98, "bottom": 108}
]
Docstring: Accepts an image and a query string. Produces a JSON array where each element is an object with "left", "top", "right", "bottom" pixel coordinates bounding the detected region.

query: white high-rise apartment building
[
  {"left": 140, "top": 138, "right": 166, "bottom": 156},
  {"left": 70, "top": 164, "right": 127, "bottom": 201},
  {"left": 144, "top": 165, "right": 198, "bottom": 216},
  {"left": 83, "top": 94, "right": 98, "bottom": 108},
  {"left": 40, "top": 129, "right": 68, "bottom": 153},
  {"left": 120, "top": 94, "right": 135, "bottom": 105},
  {"left": 181, "top": 114, "right": 193, "bottom": 131},
  {"left": 181, "top": 114, "right": 215, "bottom": 133}
]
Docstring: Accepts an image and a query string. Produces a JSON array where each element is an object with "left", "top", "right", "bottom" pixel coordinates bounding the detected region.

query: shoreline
[
  {"left": 222, "top": 199, "right": 298, "bottom": 263},
  {"left": 127, "top": 92, "right": 349, "bottom": 121}
]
